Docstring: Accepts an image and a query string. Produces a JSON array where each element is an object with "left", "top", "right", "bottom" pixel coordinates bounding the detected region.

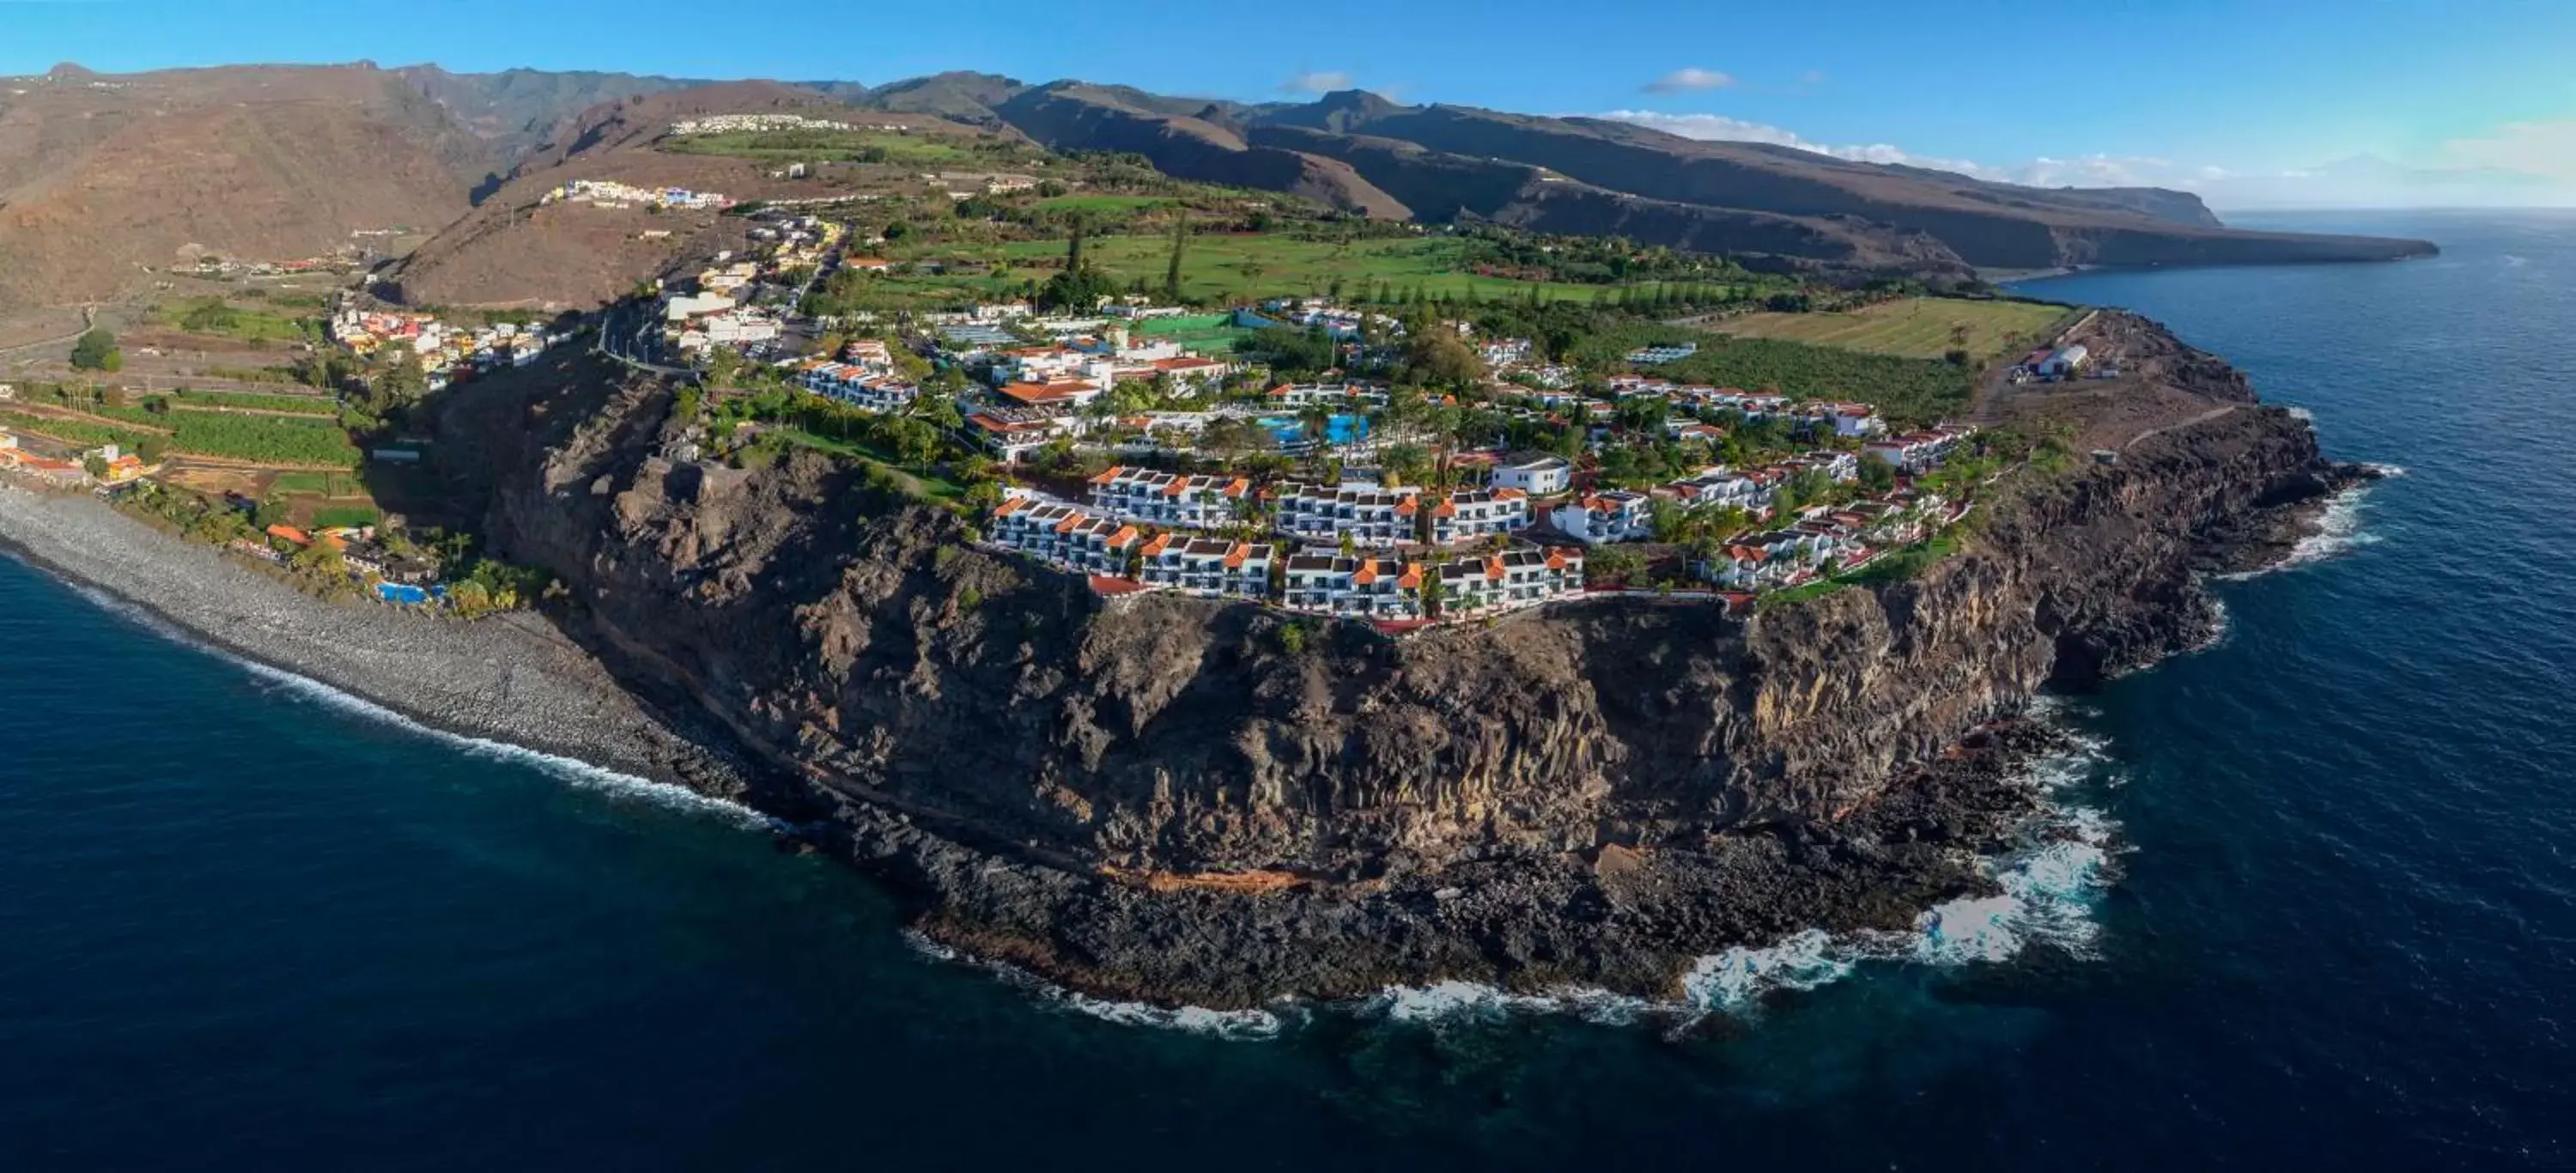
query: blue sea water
[{"left": 4, "top": 210, "right": 2574, "bottom": 1171}]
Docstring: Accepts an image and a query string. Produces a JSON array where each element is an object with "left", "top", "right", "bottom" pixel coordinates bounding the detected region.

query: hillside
[
  {"left": 990, "top": 82, "right": 1409, "bottom": 218},
  {"left": 911, "top": 82, "right": 2431, "bottom": 273},
  {"left": 0, "top": 63, "right": 488, "bottom": 311},
  {"left": 390, "top": 64, "right": 710, "bottom": 165},
  {"left": 1265, "top": 100, "right": 2432, "bottom": 270}
]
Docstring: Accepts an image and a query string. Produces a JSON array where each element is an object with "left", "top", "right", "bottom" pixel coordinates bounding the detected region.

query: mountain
[
  {"left": 381, "top": 81, "right": 892, "bottom": 309},
  {"left": 0, "top": 63, "right": 491, "bottom": 310},
  {"left": 0, "top": 63, "right": 2444, "bottom": 316},
  {"left": 1238, "top": 99, "right": 2432, "bottom": 270},
  {"left": 886, "top": 80, "right": 2429, "bottom": 272},
  {"left": 989, "top": 82, "right": 1410, "bottom": 218},
  {"left": 389, "top": 65, "right": 710, "bottom": 165},
  {"left": 854, "top": 71, "right": 1028, "bottom": 125}
]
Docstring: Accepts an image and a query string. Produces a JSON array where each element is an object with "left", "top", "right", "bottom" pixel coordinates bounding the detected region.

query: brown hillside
[
  {"left": 993, "top": 83, "right": 1409, "bottom": 218},
  {"left": 0, "top": 64, "right": 484, "bottom": 311}
]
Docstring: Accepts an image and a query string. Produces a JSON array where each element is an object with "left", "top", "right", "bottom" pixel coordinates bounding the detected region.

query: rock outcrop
[{"left": 420, "top": 314, "right": 2348, "bottom": 1006}]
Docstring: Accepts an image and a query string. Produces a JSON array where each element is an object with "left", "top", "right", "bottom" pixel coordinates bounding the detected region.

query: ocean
[{"left": 3, "top": 210, "right": 2572, "bottom": 1171}]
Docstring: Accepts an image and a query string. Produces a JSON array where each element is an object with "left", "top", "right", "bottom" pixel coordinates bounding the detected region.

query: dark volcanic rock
[{"left": 418, "top": 323, "right": 2343, "bottom": 1007}]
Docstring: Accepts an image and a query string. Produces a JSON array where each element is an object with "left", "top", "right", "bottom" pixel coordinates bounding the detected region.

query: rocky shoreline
[
  {"left": 0, "top": 484, "right": 748, "bottom": 799},
  {"left": 0, "top": 315, "right": 2360, "bottom": 1010}
]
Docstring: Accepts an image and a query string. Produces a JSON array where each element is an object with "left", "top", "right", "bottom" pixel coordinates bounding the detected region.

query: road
[
  {"left": 2124, "top": 404, "right": 2237, "bottom": 451},
  {"left": 0, "top": 304, "right": 100, "bottom": 363},
  {"left": 594, "top": 301, "right": 700, "bottom": 380}
]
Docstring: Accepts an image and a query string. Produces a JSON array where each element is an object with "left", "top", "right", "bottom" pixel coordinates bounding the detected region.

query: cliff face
[{"left": 427, "top": 319, "right": 2337, "bottom": 1004}]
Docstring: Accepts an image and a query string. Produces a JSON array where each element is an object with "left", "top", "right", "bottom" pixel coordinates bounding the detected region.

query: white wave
[
  {"left": 1368, "top": 979, "right": 1656, "bottom": 1027},
  {"left": 49, "top": 573, "right": 779, "bottom": 831},
  {"left": 236, "top": 660, "right": 782, "bottom": 831},
  {"left": 2195, "top": 595, "right": 2233, "bottom": 651},
  {"left": 901, "top": 930, "right": 1291, "bottom": 1041},
  {"left": 1680, "top": 732, "right": 2121, "bottom": 1014},
  {"left": 2216, "top": 478, "right": 2385, "bottom": 582},
  {"left": 2285, "top": 405, "right": 2316, "bottom": 422},
  {"left": 1682, "top": 929, "right": 1879, "bottom": 1012}
]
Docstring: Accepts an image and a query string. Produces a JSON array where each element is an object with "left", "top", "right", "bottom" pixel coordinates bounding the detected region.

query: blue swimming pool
[{"left": 1260, "top": 414, "right": 1370, "bottom": 447}]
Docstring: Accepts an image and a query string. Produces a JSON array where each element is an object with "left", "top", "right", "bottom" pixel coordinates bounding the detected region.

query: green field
[
  {"left": 1574, "top": 324, "right": 1977, "bottom": 425},
  {"left": 164, "top": 388, "right": 337, "bottom": 416},
  {"left": 2, "top": 403, "right": 360, "bottom": 468},
  {"left": 1035, "top": 194, "right": 1176, "bottom": 214},
  {"left": 663, "top": 128, "right": 981, "bottom": 166},
  {"left": 153, "top": 297, "right": 323, "bottom": 345},
  {"left": 863, "top": 233, "right": 1728, "bottom": 311},
  {"left": 1708, "top": 297, "right": 2078, "bottom": 361},
  {"left": 1133, "top": 313, "right": 1255, "bottom": 352}
]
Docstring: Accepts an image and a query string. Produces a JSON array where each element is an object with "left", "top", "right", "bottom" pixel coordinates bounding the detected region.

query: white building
[
  {"left": 1421, "top": 487, "right": 1531, "bottom": 546},
  {"left": 1273, "top": 483, "right": 1419, "bottom": 547},
  {"left": 1086, "top": 466, "right": 1255, "bottom": 529},
  {"left": 1490, "top": 453, "right": 1573, "bottom": 498},
  {"left": 1554, "top": 491, "right": 1654, "bottom": 545},
  {"left": 1139, "top": 536, "right": 1273, "bottom": 599}
]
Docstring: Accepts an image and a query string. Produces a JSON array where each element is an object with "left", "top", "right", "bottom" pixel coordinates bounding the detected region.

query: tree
[
  {"left": 1163, "top": 211, "right": 1190, "bottom": 302},
  {"left": 1857, "top": 455, "right": 1898, "bottom": 493},
  {"left": 70, "top": 329, "right": 120, "bottom": 372},
  {"left": 376, "top": 351, "right": 428, "bottom": 408},
  {"left": 707, "top": 347, "right": 744, "bottom": 389},
  {"left": 82, "top": 453, "right": 110, "bottom": 481},
  {"left": 1401, "top": 322, "right": 1485, "bottom": 391},
  {"left": 136, "top": 435, "right": 169, "bottom": 465}
]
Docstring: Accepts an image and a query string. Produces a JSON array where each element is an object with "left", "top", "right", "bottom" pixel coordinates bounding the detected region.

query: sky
[{"left": 8, "top": 0, "right": 2575, "bottom": 208}]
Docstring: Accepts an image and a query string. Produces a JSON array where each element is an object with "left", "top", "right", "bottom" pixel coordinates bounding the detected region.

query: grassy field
[
  {"left": 1133, "top": 313, "right": 1255, "bottom": 352},
  {"left": 867, "top": 233, "right": 1720, "bottom": 310},
  {"left": 149, "top": 296, "right": 323, "bottom": 346},
  {"left": 1707, "top": 297, "right": 2078, "bottom": 361},
  {"left": 162, "top": 388, "right": 337, "bottom": 416},
  {"left": 1573, "top": 323, "right": 1977, "bottom": 426},
  {"left": 0, "top": 403, "right": 360, "bottom": 468},
  {"left": 1036, "top": 194, "right": 1176, "bottom": 214},
  {"left": 664, "top": 128, "right": 981, "bottom": 166}
]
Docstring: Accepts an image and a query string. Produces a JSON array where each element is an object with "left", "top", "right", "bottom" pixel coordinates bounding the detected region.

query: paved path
[
  {"left": 0, "top": 305, "right": 99, "bottom": 362},
  {"left": 2125, "top": 404, "right": 2237, "bottom": 451}
]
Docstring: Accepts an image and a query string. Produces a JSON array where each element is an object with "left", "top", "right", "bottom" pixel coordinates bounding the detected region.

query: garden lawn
[{"left": 1709, "top": 298, "right": 2078, "bottom": 362}]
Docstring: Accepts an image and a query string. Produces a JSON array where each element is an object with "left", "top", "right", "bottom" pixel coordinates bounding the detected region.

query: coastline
[
  {"left": 0, "top": 386, "right": 2365, "bottom": 1012},
  {"left": 0, "top": 484, "right": 747, "bottom": 800}
]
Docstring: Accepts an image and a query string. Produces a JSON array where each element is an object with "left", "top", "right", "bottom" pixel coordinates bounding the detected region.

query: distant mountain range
[{"left": 0, "top": 62, "right": 2439, "bottom": 313}]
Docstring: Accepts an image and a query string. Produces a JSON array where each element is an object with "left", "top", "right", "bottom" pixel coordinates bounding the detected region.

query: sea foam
[
  {"left": 2216, "top": 469, "right": 2399, "bottom": 581},
  {"left": 1678, "top": 721, "right": 2121, "bottom": 1015},
  {"left": 901, "top": 931, "right": 1291, "bottom": 1040},
  {"left": 59, "top": 578, "right": 777, "bottom": 831}
]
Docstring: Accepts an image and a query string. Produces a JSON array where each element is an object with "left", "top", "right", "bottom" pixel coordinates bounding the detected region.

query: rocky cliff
[{"left": 422, "top": 317, "right": 2349, "bottom": 1006}]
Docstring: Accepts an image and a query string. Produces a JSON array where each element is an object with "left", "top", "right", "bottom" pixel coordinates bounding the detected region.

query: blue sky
[{"left": 9, "top": 0, "right": 2574, "bottom": 205}]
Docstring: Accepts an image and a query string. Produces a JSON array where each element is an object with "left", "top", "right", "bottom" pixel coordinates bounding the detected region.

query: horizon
[{"left": 6, "top": 0, "right": 2573, "bottom": 210}]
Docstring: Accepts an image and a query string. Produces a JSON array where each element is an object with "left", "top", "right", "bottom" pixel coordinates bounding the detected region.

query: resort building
[
  {"left": 1437, "top": 547, "right": 1586, "bottom": 616},
  {"left": 1554, "top": 491, "right": 1654, "bottom": 545},
  {"left": 1490, "top": 453, "right": 1573, "bottom": 497},
  {"left": 1418, "top": 487, "right": 1531, "bottom": 546},
  {"left": 1273, "top": 483, "right": 1419, "bottom": 547},
  {"left": 1086, "top": 466, "right": 1255, "bottom": 529},
  {"left": 1138, "top": 536, "right": 1273, "bottom": 599}
]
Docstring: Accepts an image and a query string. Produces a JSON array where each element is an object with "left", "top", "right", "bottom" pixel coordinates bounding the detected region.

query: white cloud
[
  {"left": 2441, "top": 117, "right": 2576, "bottom": 183},
  {"left": 1643, "top": 68, "right": 1735, "bottom": 94},
  {"left": 1279, "top": 70, "right": 1353, "bottom": 95}
]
